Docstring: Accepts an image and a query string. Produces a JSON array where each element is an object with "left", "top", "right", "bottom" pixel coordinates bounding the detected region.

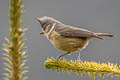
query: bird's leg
[
  {"left": 57, "top": 52, "right": 70, "bottom": 61},
  {"left": 77, "top": 51, "right": 81, "bottom": 61}
]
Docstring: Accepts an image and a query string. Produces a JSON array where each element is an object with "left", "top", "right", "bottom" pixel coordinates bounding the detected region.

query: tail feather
[
  {"left": 94, "top": 33, "right": 115, "bottom": 40},
  {"left": 95, "top": 33, "right": 115, "bottom": 37}
]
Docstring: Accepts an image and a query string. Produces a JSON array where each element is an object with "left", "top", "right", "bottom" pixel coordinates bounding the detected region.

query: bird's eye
[{"left": 42, "top": 24, "right": 47, "bottom": 30}]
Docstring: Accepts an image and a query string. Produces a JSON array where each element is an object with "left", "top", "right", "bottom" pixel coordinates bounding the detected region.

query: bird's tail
[{"left": 94, "top": 33, "right": 115, "bottom": 40}]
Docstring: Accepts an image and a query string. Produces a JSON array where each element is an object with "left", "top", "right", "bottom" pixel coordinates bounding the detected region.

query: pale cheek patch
[{"left": 45, "top": 23, "right": 56, "bottom": 39}]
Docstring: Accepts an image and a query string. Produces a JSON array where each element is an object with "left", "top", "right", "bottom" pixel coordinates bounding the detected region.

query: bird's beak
[{"left": 40, "top": 32, "right": 44, "bottom": 34}]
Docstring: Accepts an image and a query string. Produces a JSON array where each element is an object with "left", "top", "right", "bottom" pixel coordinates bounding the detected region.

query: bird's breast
[{"left": 49, "top": 31, "right": 89, "bottom": 52}]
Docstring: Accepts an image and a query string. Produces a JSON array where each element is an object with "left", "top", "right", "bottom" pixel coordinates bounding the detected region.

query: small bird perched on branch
[{"left": 37, "top": 16, "right": 115, "bottom": 61}]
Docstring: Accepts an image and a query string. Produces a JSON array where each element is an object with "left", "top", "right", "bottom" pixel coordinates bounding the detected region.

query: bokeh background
[{"left": 0, "top": 0, "right": 120, "bottom": 80}]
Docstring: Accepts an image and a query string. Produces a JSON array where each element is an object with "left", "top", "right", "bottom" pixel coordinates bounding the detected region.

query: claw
[{"left": 56, "top": 52, "right": 70, "bottom": 63}]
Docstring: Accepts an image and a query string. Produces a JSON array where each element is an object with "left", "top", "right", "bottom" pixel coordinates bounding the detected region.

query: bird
[{"left": 37, "top": 16, "right": 115, "bottom": 61}]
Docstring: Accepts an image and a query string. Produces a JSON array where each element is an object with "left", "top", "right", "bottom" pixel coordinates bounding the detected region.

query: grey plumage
[
  {"left": 55, "top": 24, "right": 103, "bottom": 39},
  {"left": 37, "top": 16, "right": 115, "bottom": 39}
]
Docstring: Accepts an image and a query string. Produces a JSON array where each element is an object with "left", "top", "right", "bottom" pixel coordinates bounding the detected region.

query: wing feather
[{"left": 55, "top": 24, "right": 103, "bottom": 39}]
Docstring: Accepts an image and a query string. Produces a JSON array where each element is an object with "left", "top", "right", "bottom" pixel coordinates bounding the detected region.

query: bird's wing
[{"left": 56, "top": 25, "right": 103, "bottom": 39}]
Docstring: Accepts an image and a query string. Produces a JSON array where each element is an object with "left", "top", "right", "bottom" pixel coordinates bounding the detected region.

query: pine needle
[{"left": 44, "top": 57, "right": 120, "bottom": 79}]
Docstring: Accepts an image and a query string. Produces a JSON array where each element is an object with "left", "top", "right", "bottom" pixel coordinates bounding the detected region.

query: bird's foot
[{"left": 55, "top": 56, "right": 63, "bottom": 64}]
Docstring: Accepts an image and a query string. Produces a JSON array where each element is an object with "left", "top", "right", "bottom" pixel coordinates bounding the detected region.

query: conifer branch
[
  {"left": 3, "top": 0, "right": 28, "bottom": 80},
  {"left": 45, "top": 57, "right": 120, "bottom": 79}
]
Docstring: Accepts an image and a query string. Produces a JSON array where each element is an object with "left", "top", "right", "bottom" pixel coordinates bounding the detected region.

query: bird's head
[{"left": 37, "top": 16, "right": 61, "bottom": 34}]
